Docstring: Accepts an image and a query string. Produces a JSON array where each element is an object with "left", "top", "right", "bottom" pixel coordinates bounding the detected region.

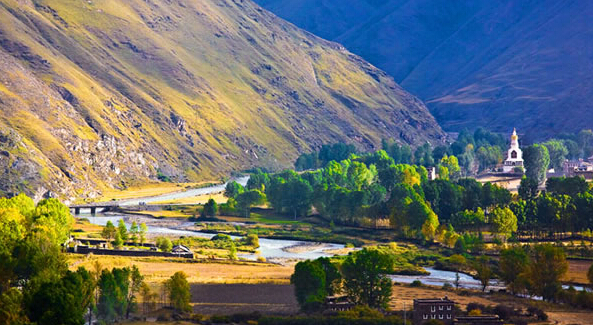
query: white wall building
[{"left": 503, "top": 128, "right": 524, "bottom": 173}]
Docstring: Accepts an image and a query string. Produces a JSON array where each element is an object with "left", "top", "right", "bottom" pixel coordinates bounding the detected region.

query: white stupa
[{"left": 503, "top": 128, "right": 524, "bottom": 173}]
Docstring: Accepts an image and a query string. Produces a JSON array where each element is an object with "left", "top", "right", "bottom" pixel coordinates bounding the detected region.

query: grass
[
  {"left": 95, "top": 181, "right": 217, "bottom": 202},
  {"left": 67, "top": 254, "right": 293, "bottom": 284}
]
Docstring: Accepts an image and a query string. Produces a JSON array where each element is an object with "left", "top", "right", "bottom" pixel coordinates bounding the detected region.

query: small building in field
[
  {"left": 325, "top": 295, "right": 355, "bottom": 312},
  {"left": 171, "top": 245, "right": 194, "bottom": 258},
  {"left": 413, "top": 297, "right": 455, "bottom": 325},
  {"left": 454, "top": 315, "right": 503, "bottom": 325},
  {"left": 502, "top": 128, "right": 524, "bottom": 173}
]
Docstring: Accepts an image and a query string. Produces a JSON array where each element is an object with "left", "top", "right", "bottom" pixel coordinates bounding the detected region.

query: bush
[
  {"left": 230, "top": 311, "right": 262, "bottom": 323},
  {"left": 245, "top": 234, "right": 260, "bottom": 248},
  {"left": 410, "top": 280, "right": 422, "bottom": 287},
  {"left": 257, "top": 256, "right": 267, "bottom": 262},
  {"left": 442, "top": 282, "right": 453, "bottom": 290},
  {"left": 210, "top": 315, "right": 231, "bottom": 323},
  {"left": 527, "top": 306, "right": 547, "bottom": 321},
  {"left": 466, "top": 303, "right": 487, "bottom": 313},
  {"left": 493, "top": 304, "right": 516, "bottom": 320},
  {"left": 211, "top": 234, "right": 232, "bottom": 241}
]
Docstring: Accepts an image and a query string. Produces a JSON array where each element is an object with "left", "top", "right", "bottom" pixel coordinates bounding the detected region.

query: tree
[
  {"left": 113, "top": 232, "right": 123, "bottom": 249},
  {"left": 139, "top": 223, "right": 148, "bottom": 246},
  {"left": 543, "top": 140, "right": 569, "bottom": 171},
  {"left": 125, "top": 266, "right": 144, "bottom": 319},
  {"left": 26, "top": 268, "right": 94, "bottom": 325},
  {"left": 519, "top": 177, "right": 539, "bottom": 201},
  {"left": 500, "top": 247, "right": 530, "bottom": 295},
  {"left": 165, "top": 272, "right": 191, "bottom": 312},
  {"left": 342, "top": 248, "right": 393, "bottom": 309},
  {"left": 244, "top": 234, "right": 259, "bottom": 248},
  {"left": 523, "top": 144, "right": 550, "bottom": 184},
  {"left": 117, "top": 219, "right": 128, "bottom": 242},
  {"left": 473, "top": 256, "right": 492, "bottom": 292},
  {"left": 528, "top": 245, "right": 568, "bottom": 301},
  {"left": 236, "top": 189, "right": 266, "bottom": 218},
  {"left": 290, "top": 260, "right": 326, "bottom": 312},
  {"left": 32, "top": 198, "right": 73, "bottom": 246},
  {"left": 129, "top": 221, "right": 139, "bottom": 245},
  {"left": 202, "top": 198, "right": 218, "bottom": 217},
  {"left": 224, "top": 181, "right": 244, "bottom": 199},
  {"left": 102, "top": 221, "right": 117, "bottom": 243},
  {"left": 440, "top": 155, "right": 461, "bottom": 180},
  {"left": 156, "top": 237, "right": 172, "bottom": 252},
  {"left": 490, "top": 207, "right": 518, "bottom": 237}
]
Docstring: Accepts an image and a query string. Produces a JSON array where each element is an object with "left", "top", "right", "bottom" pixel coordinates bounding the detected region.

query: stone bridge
[{"left": 69, "top": 202, "right": 120, "bottom": 215}]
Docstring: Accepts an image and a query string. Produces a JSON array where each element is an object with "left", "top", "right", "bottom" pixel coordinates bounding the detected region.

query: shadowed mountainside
[
  {"left": 255, "top": 0, "right": 593, "bottom": 139},
  {"left": 0, "top": 0, "right": 444, "bottom": 200}
]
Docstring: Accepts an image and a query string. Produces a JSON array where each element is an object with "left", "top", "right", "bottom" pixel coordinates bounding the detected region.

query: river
[
  {"left": 79, "top": 178, "right": 589, "bottom": 294},
  {"left": 117, "top": 176, "right": 250, "bottom": 206}
]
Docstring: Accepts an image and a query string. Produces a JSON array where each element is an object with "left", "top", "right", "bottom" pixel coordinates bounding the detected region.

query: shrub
[
  {"left": 442, "top": 282, "right": 453, "bottom": 290},
  {"left": 410, "top": 280, "right": 422, "bottom": 287},
  {"left": 493, "top": 304, "right": 515, "bottom": 320},
  {"left": 257, "top": 256, "right": 267, "bottom": 262},
  {"left": 211, "top": 234, "right": 232, "bottom": 241}
]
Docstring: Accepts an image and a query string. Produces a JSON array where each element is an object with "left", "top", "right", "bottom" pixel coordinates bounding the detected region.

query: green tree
[
  {"left": 113, "top": 232, "right": 123, "bottom": 249},
  {"left": 290, "top": 260, "right": 326, "bottom": 312},
  {"left": 129, "top": 221, "right": 139, "bottom": 246},
  {"left": 165, "top": 272, "right": 191, "bottom": 312},
  {"left": 499, "top": 247, "right": 530, "bottom": 295},
  {"left": 117, "top": 219, "right": 128, "bottom": 241},
  {"left": 342, "top": 248, "right": 393, "bottom": 309},
  {"left": 528, "top": 245, "right": 568, "bottom": 301},
  {"left": 244, "top": 234, "right": 259, "bottom": 248},
  {"left": 440, "top": 155, "right": 461, "bottom": 180},
  {"left": 490, "top": 207, "right": 518, "bottom": 237},
  {"left": 156, "top": 237, "right": 172, "bottom": 252},
  {"left": 224, "top": 181, "right": 244, "bottom": 199},
  {"left": 543, "top": 140, "right": 569, "bottom": 171},
  {"left": 32, "top": 198, "right": 73, "bottom": 245},
  {"left": 202, "top": 198, "right": 218, "bottom": 217},
  {"left": 236, "top": 189, "right": 266, "bottom": 218},
  {"left": 519, "top": 177, "right": 539, "bottom": 201},
  {"left": 26, "top": 268, "right": 94, "bottom": 325},
  {"left": 524, "top": 144, "right": 550, "bottom": 184},
  {"left": 139, "top": 223, "right": 148, "bottom": 246},
  {"left": 102, "top": 221, "right": 117, "bottom": 243},
  {"left": 473, "top": 256, "right": 492, "bottom": 292}
]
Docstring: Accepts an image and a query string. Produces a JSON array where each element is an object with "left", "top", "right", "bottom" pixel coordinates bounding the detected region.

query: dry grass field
[
  {"left": 67, "top": 255, "right": 294, "bottom": 284},
  {"left": 152, "top": 193, "right": 228, "bottom": 205},
  {"left": 96, "top": 182, "right": 216, "bottom": 202}
]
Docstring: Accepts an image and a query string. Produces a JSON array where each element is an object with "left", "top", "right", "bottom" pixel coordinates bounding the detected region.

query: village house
[{"left": 413, "top": 297, "right": 455, "bottom": 325}]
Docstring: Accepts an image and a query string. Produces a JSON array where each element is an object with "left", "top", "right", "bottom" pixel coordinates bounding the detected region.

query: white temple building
[{"left": 503, "top": 128, "right": 524, "bottom": 173}]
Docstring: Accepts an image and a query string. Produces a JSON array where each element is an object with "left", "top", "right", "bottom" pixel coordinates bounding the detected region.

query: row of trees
[
  {"left": 101, "top": 219, "right": 148, "bottom": 248},
  {"left": 514, "top": 176, "right": 593, "bottom": 237},
  {"left": 291, "top": 249, "right": 393, "bottom": 312}
]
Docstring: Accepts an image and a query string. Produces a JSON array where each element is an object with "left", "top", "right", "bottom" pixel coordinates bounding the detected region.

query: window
[
  {"left": 439, "top": 315, "right": 444, "bottom": 319},
  {"left": 423, "top": 314, "right": 428, "bottom": 320},
  {"left": 511, "top": 150, "right": 517, "bottom": 159},
  {"left": 431, "top": 315, "right": 436, "bottom": 319},
  {"left": 431, "top": 306, "right": 436, "bottom": 312},
  {"left": 447, "top": 305, "right": 452, "bottom": 310},
  {"left": 447, "top": 314, "right": 452, "bottom": 319},
  {"left": 439, "top": 305, "right": 443, "bottom": 310}
]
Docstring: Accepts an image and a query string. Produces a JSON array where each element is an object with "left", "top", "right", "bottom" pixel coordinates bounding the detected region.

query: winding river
[{"left": 77, "top": 178, "right": 589, "bottom": 294}]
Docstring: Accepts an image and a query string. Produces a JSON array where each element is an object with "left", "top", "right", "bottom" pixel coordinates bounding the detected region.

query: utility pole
[{"left": 404, "top": 301, "right": 406, "bottom": 325}]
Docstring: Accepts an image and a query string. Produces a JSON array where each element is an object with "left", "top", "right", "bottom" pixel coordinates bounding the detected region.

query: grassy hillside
[
  {"left": 0, "top": 0, "right": 444, "bottom": 200},
  {"left": 255, "top": 0, "right": 593, "bottom": 139}
]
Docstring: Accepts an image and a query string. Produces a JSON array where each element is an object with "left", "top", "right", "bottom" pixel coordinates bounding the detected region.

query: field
[
  {"left": 95, "top": 182, "right": 216, "bottom": 202},
  {"left": 67, "top": 255, "right": 293, "bottom": 284}
]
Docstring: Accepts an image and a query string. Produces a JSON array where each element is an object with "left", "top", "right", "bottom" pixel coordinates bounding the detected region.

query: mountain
[
  {"left": 0, "top": 0, "right": 445, "bottom": 200},
  {"left": 254, "top": 0, "right": 593, "bottom": 139}
]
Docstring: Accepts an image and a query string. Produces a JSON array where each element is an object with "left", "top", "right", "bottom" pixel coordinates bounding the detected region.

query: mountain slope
[
  {"left": 0, "top": 0, "right": 444, "bottom": 200},
  {"left": 254, "top": 0, "right": 593, "bottom": 139}
]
